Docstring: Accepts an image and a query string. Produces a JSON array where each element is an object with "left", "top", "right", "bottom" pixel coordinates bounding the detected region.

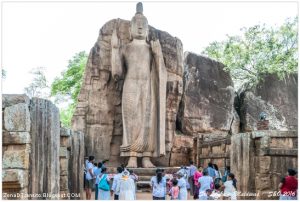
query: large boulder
[
  {"left": 177, "top": 52, "right": 236, "bottom": 135},
  {"left": 238, "top": 74, "right": 297, "bottom": 131},
  {"left": 72, "top": 19, "right": 184, "bottom": 166}
]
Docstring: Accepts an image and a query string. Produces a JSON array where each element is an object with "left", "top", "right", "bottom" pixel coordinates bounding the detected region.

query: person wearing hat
[
  {"left": 177, "top": 170, "right": 188, "bottom": 200},
  {"left": 116, "top": 169, "right": 136, "bottom": 200},
  {"left": 279, "top": 168, "right": 298, "bottom": 200}
]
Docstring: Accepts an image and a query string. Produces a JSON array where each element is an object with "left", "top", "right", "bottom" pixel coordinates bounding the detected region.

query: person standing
[
  {"left": 207, "top": 162, "right": 216, "bottom": 180},
  {"left": 98, "top": 167, "right": 111, "bottom": 200},
  {"left": 187, "top": 161, "right": 197, "bottom": 197},
  {"left": 94, "top": 162, "right": 103, "bottom": 200},
  {"left": 213, "top": 164, "right": 222, "bottom": 186},
  {"left": 168, "top": 178, "right": 179, "bottom": 200},
  {"left": 279, "top": 168, "right": 298, "bottom": 200},
  {"left": 116, "top": 170, "right": 136, "bottom": 200},
  {"left": 222, "top": 166, "right": 230, "bottom": 183},
  {"left": 198, "top": 169, "right": 214, "bottom": 200},
  {"left": 151, "top": 169, "right": 167, "bottom": 200},
  {"left": 222, "top": 173, "right": 237, "bottom": 200},
  {"left": 85, "top": 156, "right": 95, "bottom": 200},
  {"left": 193, "top": 166, "right": 203, "bottom": 199},
  {"left": 177, "top": 171, "right": 188, "bottom": 200},
  {"left": 111, "top": 167, "right": 124, "bottom": 200}
]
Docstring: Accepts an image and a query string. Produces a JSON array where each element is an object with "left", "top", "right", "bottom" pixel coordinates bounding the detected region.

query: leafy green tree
[
  {"left": 202, "top": 17, "right": 298, "bottom": 88},
  {"left": 51, "top": 51, "right": 88, "bottom": 127},
  {"left": 24, "top": 67, "right": 50, "bottom": 98}
]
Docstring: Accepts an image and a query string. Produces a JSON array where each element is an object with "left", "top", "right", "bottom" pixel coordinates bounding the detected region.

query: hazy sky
[{"left": 2, "top": 1, "right": 298, "bottom": 95}]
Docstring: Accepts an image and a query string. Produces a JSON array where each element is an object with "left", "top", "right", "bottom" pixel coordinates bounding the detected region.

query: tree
[
  {"left": 51, "top": 51, "right": 88, "bottom": 127},
  {"left": 202, "top": 17, "right": 298, "bottom": 88},
  {"left": 24, "top": 67, "right": 50, "bottom": 98}
]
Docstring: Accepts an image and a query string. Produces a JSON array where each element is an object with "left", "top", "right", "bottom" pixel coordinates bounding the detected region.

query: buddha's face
[{"left": 131, "top": 15, "right": 148, "bottom": 40}]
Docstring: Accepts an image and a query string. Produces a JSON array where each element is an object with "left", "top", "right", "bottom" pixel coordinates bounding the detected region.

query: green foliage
[
  {"left": 60, "top": 103, "right": 76, "bottom": 128},
  {"left": 202, "top": 17, "right": 298, "bottom": 88},
  {"left": 51, "top": 51, "right": 88, "bottom": 127},
  {"left": 24, "top": 67, "right": 50, "bottom": 98}
]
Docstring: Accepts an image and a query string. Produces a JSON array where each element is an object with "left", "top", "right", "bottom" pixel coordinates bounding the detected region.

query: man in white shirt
[
  {"left": 111, "top": 167, "right": 124, "bottom": 200},
  {"left": 85, "top": 156, "right": 95, "bottom": 200}
]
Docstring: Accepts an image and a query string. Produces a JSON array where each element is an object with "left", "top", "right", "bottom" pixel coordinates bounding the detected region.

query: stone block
[
  {"left": 4, "top": 103, "right": 30, "bottom": 132},
  {"left": 60, "top": 147, "right": 68, "bottom": 158},
  {"left": 2, "top": 131, "right": 30, "bottom": 145},
  {"left": 259, "top": 156, "right": 271, "bottom": 174},
  {"left": 60, "top": 158, "right": 68, "bottom": 176},
  {"left": 60, "top": 136, "right": 71, "bottom": 147},
  {"left": 60, "top": 127, "right": 71, "bottom": 137},
  {"left": 3, "top": 145, "right": 30, "bottom": 169},
  {"left": 2, "top": 94, "right": 30, "bottom": 109},
  {"left": 255, "top": 174, "right": 271, "bottom": 191},
  {"left": 60, "top": 175, "right": 69, "bottom": 191},
  {"left": 2, "top": 169, "right": 28, "bottom": 189}
]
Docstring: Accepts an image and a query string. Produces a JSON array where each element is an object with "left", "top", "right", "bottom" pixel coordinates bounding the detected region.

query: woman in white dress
[
  {"left": 98, "top": 167, "right": 111, "bottom": 200},
  {"left": 177, "top": 171, "right": 188, "bottom": 200},
  {"left": 222, "top": 173, "right": 237, "bottom": 200},
  {"left": 116, "top": 170, "right": 136, "bottom": 200}
]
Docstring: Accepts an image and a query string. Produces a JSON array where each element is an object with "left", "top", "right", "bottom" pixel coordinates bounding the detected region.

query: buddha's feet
[
  {"left": 126, "top": 157, "right": 137, "bottom": 168},
  {"left": 142, "top": 157, "right": 155, "bottom": 168}
]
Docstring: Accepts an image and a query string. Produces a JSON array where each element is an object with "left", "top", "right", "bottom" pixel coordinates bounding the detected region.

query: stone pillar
[
  {"left": 69, "top": 131, "right": 84, "bottom": 199},
  {"left": 28, "top": 98, "right": 60, "bottom": 199},
  {"left": 60, "top": 128, "right": 71, "bottom": 199},
  {"left": 230, "top": 133, "right": 255, "bottom": 199},
  {"left": 2, "top": 95, "right": 31, "bottom": 200}
]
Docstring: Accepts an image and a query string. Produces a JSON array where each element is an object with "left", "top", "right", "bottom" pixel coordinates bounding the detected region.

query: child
[
  {"left": 169, "top": 178, "right": 179, "bottom": 200},
  {"left": 206, "top": 189, "right": 214, "bottom": 200}
]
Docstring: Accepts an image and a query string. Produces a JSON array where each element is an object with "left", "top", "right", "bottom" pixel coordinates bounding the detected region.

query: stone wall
[
  {"left": 72, "top": 18, "right": 184, "bottom": 166},
  {"left": 59, "top": 128, "right": 84, "bottom": 200},
  {"left": 231, "top": 131, "right": 298, "bottom": 200},
  {"left": 194, "top": 135, "right": 231, "bottom": 173},
  {"left": 2, "top": 95, "right": 84, "bottom": 200},
  {"left": 2, "top": 95, "right": 31, "bottom": 199}
]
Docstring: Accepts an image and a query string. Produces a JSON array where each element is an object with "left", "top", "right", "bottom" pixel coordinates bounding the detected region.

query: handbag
[{"left": 98, "top": 174, "right": 110, "bottom": 191}]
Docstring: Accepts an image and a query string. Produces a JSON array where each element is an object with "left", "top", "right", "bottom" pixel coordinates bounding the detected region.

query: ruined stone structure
[
  {"left": 2, "top": 95, "right": 84, "bottom": 200},
  {"left": 231, "top": 131, "right": 297, "bottom": 199},
  {"left": 192, "top": 71, "right": 298, "bottom": 199}
]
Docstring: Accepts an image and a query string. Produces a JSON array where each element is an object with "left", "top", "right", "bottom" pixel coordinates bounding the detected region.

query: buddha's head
[{"left": 130, "top": 2, "right": 148, "bottom": 40}]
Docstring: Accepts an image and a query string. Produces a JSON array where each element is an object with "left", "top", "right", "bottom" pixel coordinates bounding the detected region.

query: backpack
[{"left": 98, "top": 174, "right": 110, "bottom": 191}]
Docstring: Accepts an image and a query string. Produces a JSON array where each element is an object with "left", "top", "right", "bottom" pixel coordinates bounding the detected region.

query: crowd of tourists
[{"left": 84, "top": 157, "right": 297, "bottom": 200}]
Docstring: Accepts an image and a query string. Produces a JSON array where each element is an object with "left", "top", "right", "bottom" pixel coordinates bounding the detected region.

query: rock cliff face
[
  {"left": 177, "top": 52, "right": 236, "bottom": 136},
  {"left": 238, "top": 74, "right": 298, "bottom": 132},
  {"left": 72, "top": 19, "right": 184, "bottom": 166}
]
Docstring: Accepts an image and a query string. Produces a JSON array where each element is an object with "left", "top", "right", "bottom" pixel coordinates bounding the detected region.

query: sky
[{"left": 2, "top": 1, "right": 298, "bottom": 95}]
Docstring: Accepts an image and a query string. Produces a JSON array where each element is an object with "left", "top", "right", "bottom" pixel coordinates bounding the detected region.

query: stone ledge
[
  {"left": 260, "top": 148, "right": 298, "bottom": 156},
  {"left": 2, "top": 131, "right": 30, "bottom": 145},
  {"left": 252, "top": 130, "right": 297, "bottom": 138}
]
